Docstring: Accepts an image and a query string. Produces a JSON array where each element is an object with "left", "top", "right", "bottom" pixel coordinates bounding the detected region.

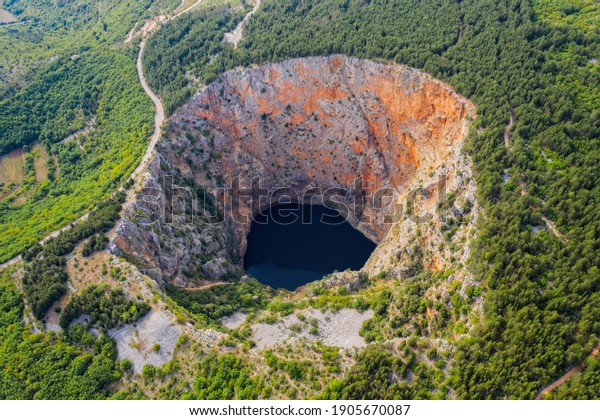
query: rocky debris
[
  {"left": 252, "top": 308, "right": 374, "bottom": 349},
  {"left": 110, "top": 309, "right": 182, "bottom": 374},
  {"left": 202, "top": 257, "right": 232, "bottom": 279},
  {"left": 317, "top": 270, "right": 369, "bottom": 293},
  {"left": 44, "top": 309, "right": 62, "bottom": 333},
  {"left": 185, "top": 324, "right": 227, "bottom": 348},
  {"left": 221, "top": 311, "right": 247, "bottom": 329},
  {"left": 111, "top": 156, "right": 241, "bottom": 286},
  {"left": 365, "top": 146, "right": 478, "bottom": 278},
  {"left": 223, "top": 0, "right": 261, "bottom": 48}
]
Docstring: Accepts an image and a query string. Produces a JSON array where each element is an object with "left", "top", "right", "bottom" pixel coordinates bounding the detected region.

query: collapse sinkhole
[{"left": 115, "top": 55, "right": 476, "bottom": 288}]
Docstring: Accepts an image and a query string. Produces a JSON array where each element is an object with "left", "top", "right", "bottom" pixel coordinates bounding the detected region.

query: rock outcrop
[{"left": 112, "top": 55, "right": 476, "bottom": 286}]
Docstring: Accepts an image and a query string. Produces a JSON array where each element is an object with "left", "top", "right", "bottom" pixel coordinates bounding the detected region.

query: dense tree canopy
[
  {"left": 143, "top": 4, "right": 249, "bottom": 114},
  {"left": 548, "top": 353, "right": 600, "bottom": 399},
  {"left": 0, "top": 51, "right": 153, "bottom": 262},
  {"left": 0, "top": 0, "right": 159, "bottom": 262},
  {"left": 0, "top": 0, "right": 598, "bottom": 400},
  {"left": 144, "top": 0, "right": 600, "bottom": 398},
  {"left": 166, "top": 279, "right": 273, "bottom": 325},
  {"left": 59, "top": 285, "right": 150, "bottom": 331},
  {"left": 0, "top": 271, "right": 121, "bottom": 399}
]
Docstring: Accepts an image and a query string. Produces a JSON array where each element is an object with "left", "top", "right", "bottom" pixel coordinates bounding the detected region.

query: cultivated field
[
  {"left": 0, "top": 149, "right": 25, "bottom": 186},
  {"left": 0, "top": 142, "right": 51, "bottom": 201}
]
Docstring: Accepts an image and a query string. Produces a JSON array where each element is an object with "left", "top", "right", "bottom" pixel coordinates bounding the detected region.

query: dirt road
[
  {"left": 130, "top": 38, "right": 165, "bottom": 180},
  {"left": 0, "top": 1, "right": 198, "bottom": 268},
  {"left": 536, "top": 341, "right": 600, "bottom": 399},
  {"left": 224, "top": 0, "right": 261, "bottom": 48}
]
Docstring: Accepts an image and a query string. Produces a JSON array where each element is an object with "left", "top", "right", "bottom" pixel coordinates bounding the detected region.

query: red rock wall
[{"left": 116, "top": 56, "right": 475, "bottom": 284}]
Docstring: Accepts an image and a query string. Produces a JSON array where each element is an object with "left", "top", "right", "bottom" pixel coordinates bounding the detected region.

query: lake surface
[{"left": 244, "top": 204, "right": 376, "bottom": 290}]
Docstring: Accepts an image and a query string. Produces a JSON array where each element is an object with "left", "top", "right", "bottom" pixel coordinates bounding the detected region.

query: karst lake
[{"left": 243, "top": 204, "right": 377, "bottom": 290}]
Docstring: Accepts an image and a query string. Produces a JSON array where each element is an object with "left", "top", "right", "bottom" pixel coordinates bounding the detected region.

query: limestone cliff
[{"left": 112, "top": 55, "right": 476, "bottom": 286}]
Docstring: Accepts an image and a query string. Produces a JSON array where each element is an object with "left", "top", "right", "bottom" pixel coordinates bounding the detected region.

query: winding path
[
  {"left": 541, "top": 215, "right": 565, "bottom": 243},
  {"left": 130, "top": 0, "right": 208, "bottom": 178},
  {"left": 0, "top": 211, "right": 90, "bottom": 270},
  {"left": 536, "top": 341, "right": 600, "bottom": 399},
  {"left": 130, "top": 38, "right": 164, "bottom": 180},
  {"left": 181, "top": 281, "right": 232, "bottom": 291},
  {"left": 173, "top": 0, "right": 206, "bottom": 18},
  {"left": 0, "top": 1, "right": 203, "bottom": 268},
  {"left": 224, "top": 0, "right": 261, "bottom": 48},
  {"left": 60, "top": 118, "right": 95, "bottom": 152}
]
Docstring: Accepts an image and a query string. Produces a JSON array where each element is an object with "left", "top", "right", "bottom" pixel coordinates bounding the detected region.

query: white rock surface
[
  {"left": 221, "top": 311, "right": 247, "bottom": 329},
  {"left": 252, "top": 308, "right": 373, "bottom": 349},
  {"left": 111, "top": 309, "right": 181, "bottom": 374}
]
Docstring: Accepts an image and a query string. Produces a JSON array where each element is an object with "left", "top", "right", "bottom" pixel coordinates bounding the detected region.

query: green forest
[
  {"left": 143, "top": 0, "right": 600, "bottom": 399},
  {"left": 143, "top": 4, "right": 249, "bottom": 114},
  {"left": 0, "top": 0, "right": 599, "bottom": 401},
  {"left": 59, "top": 285, "right": 150, "bottom": 331},
  {"left": 0, "top": 0, "right": 179, "bottom": 88},
  {"left": 166, "top": 279, "right": 273, "bottom": 325},
  {"left": 546, "top": 352, "right": 600, "bottom": 399},
  {"left": 0, "top": 0, "right": 177, "bottom": 261},
  {"left": 0, "top": 270, "right": 123, "bottom": 399},
  {"left": 0, "top": 50, "right": 153, "bottom": 262},
  {"left": 22, "top": 193, "right": 126, "bottom": 319}
]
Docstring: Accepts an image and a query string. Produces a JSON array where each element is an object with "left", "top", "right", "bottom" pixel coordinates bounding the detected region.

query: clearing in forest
[
  {"left": 32, "top": 143, "right": 50, "bottom": 183},
  {"left": 0, "top": 143, "right": 51, "bottom": 201},
  {"left": 0, "top": 148, "right": 25, "bottom": 187}
]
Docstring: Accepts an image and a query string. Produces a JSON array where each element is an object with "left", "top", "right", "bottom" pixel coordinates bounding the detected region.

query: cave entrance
[{"left": 243, "top": 203, "right": 377, "bottom": 291}]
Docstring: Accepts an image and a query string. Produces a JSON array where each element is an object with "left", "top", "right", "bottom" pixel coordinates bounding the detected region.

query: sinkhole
[{"left": 115, "top": 55, "right": 475, "bottom": 288}]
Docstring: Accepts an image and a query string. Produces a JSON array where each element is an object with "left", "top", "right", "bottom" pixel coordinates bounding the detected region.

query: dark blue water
[{"left": 243, "top": 204, "right": 376, "bottom": 290}]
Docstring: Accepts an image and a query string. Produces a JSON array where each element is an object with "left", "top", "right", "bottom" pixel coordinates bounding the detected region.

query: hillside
[{"left": 0, "top": 0, "right": 599, "bottom": 401}]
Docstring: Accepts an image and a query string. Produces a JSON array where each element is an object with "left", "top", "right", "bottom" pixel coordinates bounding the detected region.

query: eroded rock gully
[{"left": 112, "top": 55, "right": 477, "bottom": 287}]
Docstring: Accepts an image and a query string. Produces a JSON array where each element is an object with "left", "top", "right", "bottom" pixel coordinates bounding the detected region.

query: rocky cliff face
[{"left": 112, "top": 55, "right": 476, "bottom": 286}]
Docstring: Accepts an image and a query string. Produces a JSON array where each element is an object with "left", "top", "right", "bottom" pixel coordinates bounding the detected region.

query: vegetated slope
[
  {"left": 0, "top": 0, "right": 179, "bottom": 152},
  {"left": 0, "top": 54, "right": 115, "bottom": 155},
  {"left": 0, "top": 269, "right": 124, "bottom": 399},
  {"left": 534, "top": 0, "right": 600, "bottom": 33},
  {"left": 537, "top": 341, "right": 600, "bottom": 399},
  {"left": 142, "top": 4, "right": 249, "bottom": 115},
  {"left": 544, "top": 349, "right": 600, "bottom": 399},
  {"left": 0, "top": 0, "right": 186, "bottom": 261},
  {"left": 20, "top": 192, "right": 126, "bottom": 320},
  {"left": 0, "top": 8, "right": 17, "bottom": 23},
  {"left": 0, "top": 51, "right": 153, "bottom": 262},
  {"left": 143, "top": 0, "right": 600, "bottom": 399},
  {"left": 0, "top": 0, "right": 179, "bottom": 89},
  {"left": 0, "top": 0, "right": 597, "bottom": 401}
]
